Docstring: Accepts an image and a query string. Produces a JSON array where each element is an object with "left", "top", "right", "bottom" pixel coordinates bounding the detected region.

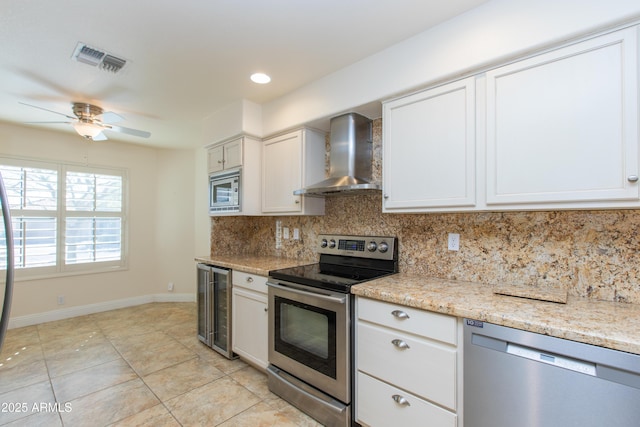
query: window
[{"left": 0, "top": 158, "right": 127, "bottom": 278}]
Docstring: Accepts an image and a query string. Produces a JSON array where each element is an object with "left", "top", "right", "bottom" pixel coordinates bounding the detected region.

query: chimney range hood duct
[{"left": 294, "top": 112, "right": 380, "bottom": 197}]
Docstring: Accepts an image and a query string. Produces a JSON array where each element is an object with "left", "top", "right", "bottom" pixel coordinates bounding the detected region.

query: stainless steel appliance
[
  {"left": 294, "top": 113, "right": 380, "bottom": 197},
  {"left": 267, "top": 234, "right": 398, "bottom": 427},
  {"left": 209, "top": 169, "right": 240, "bottom": 213},
  {"left": 464, "top": 318, "right": 640, "bottom": 427},
  {"left": 197, "top": 263, "right": 236, "bottom": 358}
]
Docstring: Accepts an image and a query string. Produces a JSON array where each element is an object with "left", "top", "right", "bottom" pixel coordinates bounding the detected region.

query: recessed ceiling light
[{"left": 250, "top": 73, "right": 271, "bottom": 84}]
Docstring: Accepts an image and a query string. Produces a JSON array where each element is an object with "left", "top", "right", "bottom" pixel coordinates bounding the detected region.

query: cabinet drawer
[
  {"left": 358, "top": 297, "right": 456, "bottom": 345},
  {"left": 357, "top": 322, "right": 456, "bottom": 410},
  {"left": 357, "top": 372, "right": 457, "bottom": 427},
  {"left": 232, "top": 271, "right": 268, "bottom": 293}
]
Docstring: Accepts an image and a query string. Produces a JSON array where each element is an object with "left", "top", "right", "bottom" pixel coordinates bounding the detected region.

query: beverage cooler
[{"left": 197, "top": 263, "right": 235, "bottom": 359}]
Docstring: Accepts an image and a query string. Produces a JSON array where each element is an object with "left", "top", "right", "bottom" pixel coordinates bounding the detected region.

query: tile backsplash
[{"left": 211, "top": 118, "right": 640, "bottom": 304}]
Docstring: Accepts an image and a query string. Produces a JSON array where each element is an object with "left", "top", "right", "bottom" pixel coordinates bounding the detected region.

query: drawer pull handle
[
  {"left": 392, "top": 394, "right": 411, "bottom": 407},
  {"left": 628, "top": 175, "right": 639, "bottom": 182},
  {"left": 246, "top": 277, "right": 254, "bottom": 283},
  {"left": 391, "top": 310, "right": 409, "bottom": 320},
  {"left": 391, "top": 339, "right": 410, "bottom": 350}
]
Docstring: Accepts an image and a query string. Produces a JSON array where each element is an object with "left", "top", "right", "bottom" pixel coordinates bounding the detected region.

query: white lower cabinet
[
  {"left": 357, "top": 372, "right": 457, "bottom": 427},
  {"left": 232, "top": 271, "right": 268, "bottom": 370},
  {"left": 356, "top": 297, "right": 460, "bottom": 427}
]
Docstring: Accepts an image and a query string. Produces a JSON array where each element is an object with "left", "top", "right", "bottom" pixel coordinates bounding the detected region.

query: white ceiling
[{"left": 0, "top": 0, "right": 487, "bottom": 149}]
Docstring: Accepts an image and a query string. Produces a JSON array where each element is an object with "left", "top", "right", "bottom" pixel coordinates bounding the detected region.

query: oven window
[{"left": 274, "top": 296, "right": 337, "bottom": 379}]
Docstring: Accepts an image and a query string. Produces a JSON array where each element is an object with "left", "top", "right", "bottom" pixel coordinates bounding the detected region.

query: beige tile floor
[{"left": 0, "top": 302, "right": 323, "bottom": 426}]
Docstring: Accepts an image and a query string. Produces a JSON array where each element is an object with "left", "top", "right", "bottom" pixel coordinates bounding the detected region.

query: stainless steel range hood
[{"left": 294, "top": 112, "right": 380, "bottom": 197}]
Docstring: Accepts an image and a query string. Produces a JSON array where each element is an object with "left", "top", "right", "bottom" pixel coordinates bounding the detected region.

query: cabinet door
[
  {"left": 208, "top": 138, "right": 243, "bottom": 174},
  {"left": 383, "top": 77, "right": 476, "bottom": 212},
  {"left": 486, "top": 27, "right": 639, "bottom": 206},
  {"left": 262, "top": 131, "right": 303, "bottom": 213},
  {"left": 207, "top": 145, "right": 225, "bottom": 173},
  {"left": 224, "top": 138, "right": 243, "bottom": 170},
  {"left": 232, "top": 287, "right": 268, "bottom": 370}
]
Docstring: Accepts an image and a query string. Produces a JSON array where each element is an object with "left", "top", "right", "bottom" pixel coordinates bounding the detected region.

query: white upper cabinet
[
  {"left": 383, "top": 77, "right": 477, "bottom": 212},
  {"left": 262, "top": 128, "right": 325, "bottom": 215},
  {"left": 206, "top": 135, "right": 261, "bottom": 216},
  {"left": 382, "top": 25, "right": 639, "bottom": 213},
  {"left": 485, "top": 26, "right": 639, "bottom": 208},
  {"left": 207, "top": 138, "right": 242, "bottom": 174}
]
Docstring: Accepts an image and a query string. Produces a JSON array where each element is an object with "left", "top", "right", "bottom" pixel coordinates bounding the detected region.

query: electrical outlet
[
  {"left": 168, "top": 282, "right": 174, "bottom": 292},
  {"left": 283, "top": 227, "right": 290, "bottom": 239},
  {"left": 275, "top": 220, "right": 282, "bottom": 249},
  {"left": 293, "top": 228, "right": 300, "bottom": 240},
  {"left": 448, "top": 233, "right": 460, "bottom": 251},
  {"left": 57, "top": 295, "right": 65, "bottom": 305}
]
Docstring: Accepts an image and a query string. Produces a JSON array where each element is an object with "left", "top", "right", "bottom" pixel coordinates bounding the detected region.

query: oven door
[{"left": 267, "top": 280, "right": 350, "bottom": 404}]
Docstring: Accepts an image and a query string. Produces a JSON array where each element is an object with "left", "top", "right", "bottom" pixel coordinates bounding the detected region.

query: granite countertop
[
  {"left": 195, "top": 254, "right": 312, "bottom": 276},
  {"left": 352, "top": 273, "right": 640, "bottom": 355}
]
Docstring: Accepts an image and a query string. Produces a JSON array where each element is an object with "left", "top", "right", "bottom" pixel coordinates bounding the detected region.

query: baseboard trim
[{"left": 8, "top": 293, "right": 196, "bottom": 329}]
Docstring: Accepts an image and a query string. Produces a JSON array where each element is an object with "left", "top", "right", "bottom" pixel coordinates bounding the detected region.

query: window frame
[{"left": 0, "top": 156, "right": 129, "bottom": 281}]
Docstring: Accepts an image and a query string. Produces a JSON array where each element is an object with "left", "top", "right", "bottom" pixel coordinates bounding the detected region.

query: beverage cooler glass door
[
  {"left": 197, "top": 264, "right": 235, "bottom": 359},
  {"left": 212, "top": 267, "right": 230, "bottom": 352},
  {"left": 197, "top": 264, "right": 211, "bottom": 346}
]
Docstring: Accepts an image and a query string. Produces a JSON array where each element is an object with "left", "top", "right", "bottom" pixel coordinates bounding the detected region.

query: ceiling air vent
[{"left": 71, "top": 42, "right": 127, "bottom": 73}]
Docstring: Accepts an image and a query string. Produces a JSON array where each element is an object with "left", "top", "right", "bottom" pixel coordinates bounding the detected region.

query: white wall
[
  {"left": 194, "top": 147, "right": 210, "bottom": 258},
  {"left": 202, "top": 99, "right": 262, "bottom": 144},
  {"left": 261, "top": 0, "right": 640, "bottom": 135},
  {"left": 155, "top": 148, "right": 199, "bottom": 295},
  {"left": 0, "top": 122, "right": 198, "bottom": 325}
]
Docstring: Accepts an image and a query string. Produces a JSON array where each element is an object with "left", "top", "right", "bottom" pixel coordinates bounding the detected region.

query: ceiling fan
[{"left": 20, "top": 102, "right": 151, "bottom": 141}]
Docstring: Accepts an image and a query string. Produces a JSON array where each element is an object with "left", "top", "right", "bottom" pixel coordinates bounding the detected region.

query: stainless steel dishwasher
[{"left": 464, "top": 318, "right": 640, "bottom": 427}]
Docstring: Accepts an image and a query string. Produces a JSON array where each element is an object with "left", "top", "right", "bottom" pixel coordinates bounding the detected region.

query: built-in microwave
[{"left": 209, "top": 169, "right": 240, "bottom": 213}]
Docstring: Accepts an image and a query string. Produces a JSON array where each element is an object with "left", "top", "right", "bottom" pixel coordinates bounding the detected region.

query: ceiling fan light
[{"left": 73, "top": 121, "right": 102, "bottom": 139}]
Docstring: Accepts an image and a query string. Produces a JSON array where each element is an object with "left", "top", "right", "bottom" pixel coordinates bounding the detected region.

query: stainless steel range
[{"left": 267, "top": 234, "right": 398, "bottom": 427}]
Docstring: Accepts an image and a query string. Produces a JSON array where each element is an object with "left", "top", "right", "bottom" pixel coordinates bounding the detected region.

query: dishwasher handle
[
  {"left": 472, "top": 333, "right": 597, "bottom": 376},
  {"left": 472, "top": 332, "right": 640, "bottom": 389},
  {"left": 506, "top": 342, "right": 596, "bottom": 376}
]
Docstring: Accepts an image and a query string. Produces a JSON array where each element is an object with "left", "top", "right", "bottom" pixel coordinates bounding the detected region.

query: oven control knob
[
  {"left": 378, "top": 241, "right": 389, "bottom": 253},
  {"left": 328, "top": 239, "right": 336, "bottom": 249},
  {"left": 320, "top": 239, "right": 328, "bottom": 248},
  {"left": 367, "top": 241, "right": 377, "bottom": 252}
]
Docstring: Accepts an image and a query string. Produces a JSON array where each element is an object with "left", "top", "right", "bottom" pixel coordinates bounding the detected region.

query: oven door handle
[{"left": 266, "top": 282, "right": 347, "bottom": 305}]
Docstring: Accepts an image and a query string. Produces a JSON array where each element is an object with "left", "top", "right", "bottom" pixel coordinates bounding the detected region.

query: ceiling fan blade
[
  {"left": 98, "top": 111, "right": 123, "bottom": 124},
  {"left": 23, "top": 121, "right": 73, "bottom": 124},
  {"left": 19, "top": 102, "right": 76, "bottom": 120},
  {"left": 105, "top": 124, "right": 151, "bottom": 138},
  {"left": 92, "top": 132, "right": 108, "bottom": 141}
]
